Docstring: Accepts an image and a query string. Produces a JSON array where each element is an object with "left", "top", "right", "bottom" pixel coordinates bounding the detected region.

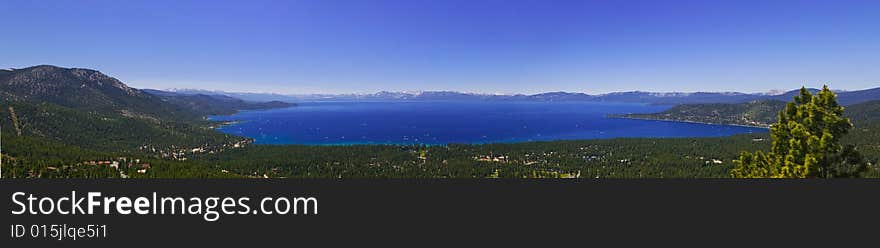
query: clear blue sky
[{"left": 2, "top": 0, "right": 878, "bottom": 94}]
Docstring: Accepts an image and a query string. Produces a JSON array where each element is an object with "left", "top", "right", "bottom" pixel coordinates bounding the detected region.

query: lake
[{"left": 210, "top": 101, "right": 767, "bottom": 145}]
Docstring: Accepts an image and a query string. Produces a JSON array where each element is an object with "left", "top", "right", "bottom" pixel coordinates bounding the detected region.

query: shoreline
[
  {"left": 239, "top": 131, "right": 770, "bottom": 146},
  {"left": 208, "top": 120, "right": 246, "bottom": 129},
  {"left": 610, "top": 116, "right": 771, "bottom": 129}
]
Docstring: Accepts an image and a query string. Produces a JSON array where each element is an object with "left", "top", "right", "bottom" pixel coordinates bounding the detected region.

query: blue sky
[{"left": 2, "top": 0, "right": 878, "bottom": 94}]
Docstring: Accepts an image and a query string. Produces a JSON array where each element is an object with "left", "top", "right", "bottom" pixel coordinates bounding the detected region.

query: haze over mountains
[
  {"left": 166, "top": 86, "right": 880, "bottom": 106},
  {"left": 4, "top": 65, "right": 879, "bottom": 107}
]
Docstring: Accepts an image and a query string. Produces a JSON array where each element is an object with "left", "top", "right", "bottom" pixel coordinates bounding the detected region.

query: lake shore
[{"left": 609, "top": 116, "right": 771, "bottom": 129}]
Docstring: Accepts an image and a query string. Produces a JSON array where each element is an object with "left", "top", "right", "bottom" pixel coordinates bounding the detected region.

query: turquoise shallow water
[{"left": 210, "top": 101, "right": 767, "bottom": 145}]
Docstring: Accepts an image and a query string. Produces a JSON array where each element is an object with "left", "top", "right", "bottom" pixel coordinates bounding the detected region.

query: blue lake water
[{"left": 210, "top": 101, "right": 767, "bottom": 145}]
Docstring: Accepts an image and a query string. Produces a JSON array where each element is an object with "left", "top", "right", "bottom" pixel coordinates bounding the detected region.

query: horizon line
[
  {"left": 7, "top": 64, "right": 878, "bottom": 96},
  {"left": 152, "top": 85, "right": 879, "bottom": 97}
]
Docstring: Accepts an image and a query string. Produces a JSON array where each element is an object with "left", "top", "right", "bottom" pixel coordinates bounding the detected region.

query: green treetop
[{"left": 731, "top": 86, "right": 866, "bottom": 178}]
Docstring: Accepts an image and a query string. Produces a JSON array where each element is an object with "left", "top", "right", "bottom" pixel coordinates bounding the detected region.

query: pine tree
[{"left": 730, "top": 86, "right": 866, "bottom": 178}]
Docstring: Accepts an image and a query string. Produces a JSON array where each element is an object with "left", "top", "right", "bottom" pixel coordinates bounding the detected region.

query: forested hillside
[
  {"left": 621, "top": 99, "right": 880, "bottom": 128},
  {"left": 618, "top": 100, "right": 786, "bottom": 127},
  {"left": 0, "top": 66, "right": 289, "bottom": 178},
  {"left": 0, "top": 66, "right": 257, "bottom": 156},
  {"left": 1, "top": 65, "right": 201, "bottom": 122},
  {"left": 846, "top": 100, "right": 880, "bottom": 125}
]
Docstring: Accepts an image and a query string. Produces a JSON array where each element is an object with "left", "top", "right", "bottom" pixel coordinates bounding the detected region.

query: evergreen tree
[{"left": 731, "top": 86, "right": 866, "bottom": 178}]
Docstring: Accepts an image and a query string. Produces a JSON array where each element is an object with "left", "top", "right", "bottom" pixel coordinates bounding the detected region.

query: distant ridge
[
  {"left": 618, "top": 99, "right": 880, "bottom": 128},
  {"left": 166, "top": 86, "right": 880, "bottom": 105},
  {"left": 143, "top": 89, "right": 294, "bottom": 116},
  {"left": 4, "top": 64, "right": 877, "bottom": 106}
]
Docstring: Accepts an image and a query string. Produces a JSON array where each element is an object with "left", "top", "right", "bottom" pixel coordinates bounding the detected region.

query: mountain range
[
  {"left": 4, "top": 65, "right": 878, "bottom": 120},
  {"left": 165, "top": 86, "right": 880, "bottom": 106}
]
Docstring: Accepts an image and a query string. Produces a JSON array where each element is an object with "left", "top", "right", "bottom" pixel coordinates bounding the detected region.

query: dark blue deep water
[{"left": 210, "top": 101, "right": 767, "bottom": 145}]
